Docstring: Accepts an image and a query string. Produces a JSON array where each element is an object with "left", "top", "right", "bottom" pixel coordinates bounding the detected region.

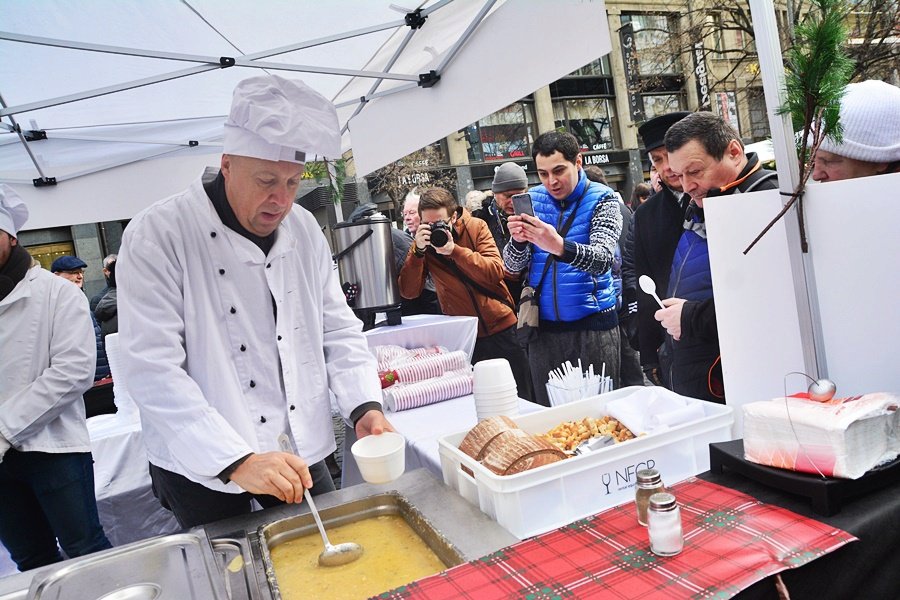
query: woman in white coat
[{"left": 117, "top": 75, "right": 393, "bottom": 528}]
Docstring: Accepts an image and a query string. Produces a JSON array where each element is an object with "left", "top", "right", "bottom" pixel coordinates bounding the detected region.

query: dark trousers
[
  {"left": 149, "top": 459, "right": 336, "bottom": 529},
  {"left": 619, "top": 323, "right": 645, "bottom": 387},
  {"left": 528, "top": 327, "right": 620, "bottom": 407},
  {"left": 0, "top": 450, "right": 112, "bottom": 572},
  {"left": 472, "top": 325, "right": 534, "bottom": 403}
]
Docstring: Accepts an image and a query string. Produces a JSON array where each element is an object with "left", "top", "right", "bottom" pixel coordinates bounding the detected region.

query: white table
[
  {"left": 87, "top": 414, "right": 181, "bottom": 547},
  {"left": 364, "top": 314, "right": 478, "bottom": 362},
  {"left": 341, "top": 395, "right": 544, "bottom": 488}
]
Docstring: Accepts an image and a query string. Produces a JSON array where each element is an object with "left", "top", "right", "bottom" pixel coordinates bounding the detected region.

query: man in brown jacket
[{"left": 399, "top": 187, "right": 533, "bottom": 402}]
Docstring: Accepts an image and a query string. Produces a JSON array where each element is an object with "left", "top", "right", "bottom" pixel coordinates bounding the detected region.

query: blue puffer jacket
[
  {"left": 667, "top": 212, "right": 712, "bottom": 302},
  {"left": 529, "top": 171, "right": 617, "bottom": 322}
]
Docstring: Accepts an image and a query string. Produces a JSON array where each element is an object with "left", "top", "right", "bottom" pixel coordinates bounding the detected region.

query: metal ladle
[{"left": 277, "top": 434, "right": 363, "bottom": 567}]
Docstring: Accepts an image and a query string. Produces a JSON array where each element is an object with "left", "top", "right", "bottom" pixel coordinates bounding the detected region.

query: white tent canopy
[{"left": 0, "top": 0, "right": 611, "bottom": 230}]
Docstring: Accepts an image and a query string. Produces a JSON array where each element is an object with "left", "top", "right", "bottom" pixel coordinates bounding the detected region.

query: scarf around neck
[{"left": 0, "top": 243, "right": 32, "bottom": 301}]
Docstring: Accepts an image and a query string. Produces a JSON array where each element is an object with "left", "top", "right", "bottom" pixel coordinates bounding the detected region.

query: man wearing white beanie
[
  {"left": 812, "top": 79, "right": 900, "bottom": 182},
  {"left": 117, "top": 75, "right": 394, "bottom": 528},
  {"left": 0, "top": 185, "right": 112, "bottom": 570}
]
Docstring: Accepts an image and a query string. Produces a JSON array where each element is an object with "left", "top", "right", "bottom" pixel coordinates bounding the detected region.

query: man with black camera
[{"left": 398, "top": 187, "right": 533, "bottom": 402}]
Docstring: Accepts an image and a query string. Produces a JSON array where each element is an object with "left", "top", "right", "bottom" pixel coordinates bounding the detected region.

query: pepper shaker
[{"left": 634, "top": 468, "right": 665, "bottom": 526}]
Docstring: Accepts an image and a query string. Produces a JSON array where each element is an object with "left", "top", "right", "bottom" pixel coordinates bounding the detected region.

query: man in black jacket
[
  {"left": 631, "top": 112, "right": 691, "bottom": 388},
  {"left": 656, "top": 112, "right": 777, "bottom": 403}
]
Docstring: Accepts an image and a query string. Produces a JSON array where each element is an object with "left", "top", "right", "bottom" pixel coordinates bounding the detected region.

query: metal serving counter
[{"left": 0, "top": 469, "right": 518, "bottom": 600}]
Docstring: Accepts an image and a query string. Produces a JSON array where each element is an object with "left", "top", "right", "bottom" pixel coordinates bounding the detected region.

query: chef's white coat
[
  {"left": 0, "top": 264, "right": 96, "bottom": 455},
  {"left": 117, "top": 169, "right": 382, "bottom": 493}
]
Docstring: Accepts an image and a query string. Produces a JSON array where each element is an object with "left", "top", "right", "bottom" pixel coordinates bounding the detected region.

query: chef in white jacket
[
  {"left": 0, "top": 185, "right": 112, "bottom": 570},
  {"left": 117, "top": 75, "right": 393, "bottom": 528}
]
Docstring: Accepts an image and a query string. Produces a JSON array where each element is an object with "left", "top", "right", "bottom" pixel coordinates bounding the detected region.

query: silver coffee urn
[{"left": 332, "top": 207, "right": 402, "bottom": 330}]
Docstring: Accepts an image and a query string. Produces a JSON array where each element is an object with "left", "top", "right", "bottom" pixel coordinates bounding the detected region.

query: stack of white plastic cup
[{"left": 472, "top": 359, "right": 520, "bottom": 421}]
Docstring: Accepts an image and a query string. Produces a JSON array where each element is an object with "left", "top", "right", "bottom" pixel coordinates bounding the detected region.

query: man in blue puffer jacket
[{"left": 504, "top": 132, "right": 622, "bottom": 406}]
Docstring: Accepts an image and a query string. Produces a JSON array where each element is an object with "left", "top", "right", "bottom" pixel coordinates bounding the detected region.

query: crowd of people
[{"left": 1, "top": 73, "right": 897, "bottom": 574}]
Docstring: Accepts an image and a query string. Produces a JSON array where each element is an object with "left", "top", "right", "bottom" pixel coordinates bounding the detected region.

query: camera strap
[{"left": 434, "top": 254, "right": 514, "bottom": 311}]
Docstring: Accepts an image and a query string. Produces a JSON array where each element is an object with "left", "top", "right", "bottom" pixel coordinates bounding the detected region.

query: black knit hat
[{"left": 638, "top": 111, "right": 691, "bottom": 151}]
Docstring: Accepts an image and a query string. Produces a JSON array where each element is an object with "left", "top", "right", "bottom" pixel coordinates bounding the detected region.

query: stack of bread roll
[{"left": 458, "top": 416, "right": 566, "bottom": 476}]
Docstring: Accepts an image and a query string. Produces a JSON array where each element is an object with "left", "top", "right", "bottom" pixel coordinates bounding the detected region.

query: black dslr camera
[{"left": 429, "top": 221, "right": 452, "bottom": 248}]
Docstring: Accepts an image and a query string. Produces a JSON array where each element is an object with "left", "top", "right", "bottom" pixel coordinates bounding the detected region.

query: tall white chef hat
[
  {"left": 222, "top": 74, "right": 341, "bottom": 163},
  {"left": 0, "top": 184, "right": 28, "bottom": 237}
]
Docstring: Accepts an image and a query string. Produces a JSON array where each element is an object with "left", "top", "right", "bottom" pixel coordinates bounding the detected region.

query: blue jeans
[{"left": 0, "top": 449, "right": 112, "bottom": 571}]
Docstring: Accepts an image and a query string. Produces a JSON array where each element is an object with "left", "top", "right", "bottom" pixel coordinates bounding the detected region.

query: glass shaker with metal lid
[
  {"left": 647, "top": 492, "right": 684, "bottom": 557},
  {"left": 634, "top": 468, "right": 665, "bottom": 526}
]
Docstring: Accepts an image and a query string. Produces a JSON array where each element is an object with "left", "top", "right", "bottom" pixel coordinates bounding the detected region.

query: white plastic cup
[
  {"left": 473, "top": 359, "right": 517, "bottom": 390},
  {"left": 350, "top": 432, "right": 406, "bottom": 484}
]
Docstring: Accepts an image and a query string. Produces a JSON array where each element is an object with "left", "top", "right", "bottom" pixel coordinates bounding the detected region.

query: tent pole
[
  {"left": 0, "top": 91, "right": 52, "bottom": 184},
  {"left": 340, "top": 27, "right": 420, "bottom": 135},
  {"left": 334, "top": 83, "right": 419, "bottom": 109},
  {"left": 748, "top": 0, "right": 826, "bottom": 378},
  {"left": 232, "top": 59, "right": 419, "bottom": 81}
]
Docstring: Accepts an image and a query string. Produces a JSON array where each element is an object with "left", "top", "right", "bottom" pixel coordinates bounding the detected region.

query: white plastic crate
[{"left": 438, "top": 386, "right": 734, "bottom": 539}]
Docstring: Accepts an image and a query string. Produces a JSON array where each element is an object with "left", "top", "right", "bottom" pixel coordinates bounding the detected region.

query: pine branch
[{"left": 743, "top": 0, "right": 853, "bottom": 254}]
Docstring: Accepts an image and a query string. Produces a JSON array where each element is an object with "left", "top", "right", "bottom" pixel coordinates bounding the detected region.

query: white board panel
[
  {"left": 804, "top": 173, "right": 900, "bottom": 396},
  {"left": 705, "top": 189, "right": 808, "bottom": 435}
]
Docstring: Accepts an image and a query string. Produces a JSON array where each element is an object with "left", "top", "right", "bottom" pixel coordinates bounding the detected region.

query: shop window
[
  {"left": 620, "top": 14, "right": 681, "bottom": 76},
  {"left": 567, "top": 56, "right": 612, "bottom": 77},
  {"left": 466, "top": 102, "right": 535, "bottom": 163},
  {"left": 747, "top": 88, "right": 770, "bottom": 141},
  {"left": 26, "top": 242, "right": 76, "bottom": 271},
  {"left": 552, "top": 98, "right": 620, "bottom": 151},
  {"left": 642, "top": 94, "right": 684, "bottom": 121},
  {"left": 713, "top": 91, "right": 741, "bottom": 136}
]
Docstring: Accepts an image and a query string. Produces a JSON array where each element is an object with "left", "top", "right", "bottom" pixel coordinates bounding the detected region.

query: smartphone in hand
[{"left": 511, "top": 192, "right": 534, "bottom": 217}]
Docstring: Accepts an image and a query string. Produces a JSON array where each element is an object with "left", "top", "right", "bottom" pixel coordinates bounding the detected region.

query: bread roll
[
  {"left": 481, "top": 431, "right": 566, "bottom": 475},
  {"left": 459, "top": 415, "right": 519, "bottom": 460}
]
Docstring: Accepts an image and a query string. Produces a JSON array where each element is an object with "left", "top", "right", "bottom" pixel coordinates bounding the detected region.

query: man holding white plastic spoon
[{"left": 656, "top": 112, "right": 777, "bottom": 403}]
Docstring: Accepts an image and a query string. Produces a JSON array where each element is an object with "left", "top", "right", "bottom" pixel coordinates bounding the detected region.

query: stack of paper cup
[{"left": 473, "top": 359, "right": 520, "bottom": 421}]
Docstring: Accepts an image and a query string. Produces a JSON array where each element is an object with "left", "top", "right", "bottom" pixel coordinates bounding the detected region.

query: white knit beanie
[{"left": 818, "top": 80, "right": 900, "bottom": 163}]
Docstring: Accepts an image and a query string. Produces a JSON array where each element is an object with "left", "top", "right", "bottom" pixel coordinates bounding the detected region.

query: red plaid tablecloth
[{"left": 373, "top": 478, "right": 856, "bottom": 600}]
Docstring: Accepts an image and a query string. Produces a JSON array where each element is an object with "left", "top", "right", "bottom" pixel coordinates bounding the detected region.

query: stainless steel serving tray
[
  {"left": 25, "top": 533, "right": 226, "bottom": 600},
  {"left": 257, "top": 491, "right": 464, "bottom": 600}
]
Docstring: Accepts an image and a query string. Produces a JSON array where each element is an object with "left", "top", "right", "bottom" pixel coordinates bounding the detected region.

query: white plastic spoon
[{"left": 638, "top": 275, "right": 666, "bottom": 310}]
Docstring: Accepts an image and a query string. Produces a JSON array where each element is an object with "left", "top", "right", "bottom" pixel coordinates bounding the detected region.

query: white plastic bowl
[{"left": 350, "top": 432, "right": 406, "bottom": 484}]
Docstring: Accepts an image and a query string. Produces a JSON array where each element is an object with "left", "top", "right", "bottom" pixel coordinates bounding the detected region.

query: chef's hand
[
  {"left": 229, "top": 452, "right": 312, "bottom": 504},
  {"left": 655, "top": 297, "right": 687, "bottom": 341},
  {"left": 355, "top": 410, "right": 396, "bottom": 439},
  {"left": 507, "top": 214, "right": 563, "bottom": 255},
  {"left": 414, "top": 225, "right": 431, "bottom": 251}
]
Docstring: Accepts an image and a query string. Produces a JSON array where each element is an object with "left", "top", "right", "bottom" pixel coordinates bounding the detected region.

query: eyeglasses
[{"left": 61, "top": 269, "right": 85, "bottom": 275}]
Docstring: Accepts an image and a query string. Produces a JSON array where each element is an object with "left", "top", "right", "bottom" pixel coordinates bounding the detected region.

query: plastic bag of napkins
[{"left": 743, "top": 392, "right": 900, "bottom": 479}]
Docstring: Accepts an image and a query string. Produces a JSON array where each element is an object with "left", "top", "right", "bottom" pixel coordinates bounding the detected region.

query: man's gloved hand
[{"left": 643, "top": 365, "right": 663, "bottom": 387}]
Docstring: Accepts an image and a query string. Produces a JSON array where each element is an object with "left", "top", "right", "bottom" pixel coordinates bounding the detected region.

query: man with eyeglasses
[
  {"left": 51, "top": 255, "right": 110, "bottom": 382},
  {"left": 398, "top": 188, "right": 440, "bottom": 315}
]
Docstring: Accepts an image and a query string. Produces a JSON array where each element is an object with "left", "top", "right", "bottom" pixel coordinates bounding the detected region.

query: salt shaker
[
  {"left": 634, "top": 468, "right": 665, "bottom": 526},
  {"left": 647, "top": 492, "right": 683, "bottom": 556}
]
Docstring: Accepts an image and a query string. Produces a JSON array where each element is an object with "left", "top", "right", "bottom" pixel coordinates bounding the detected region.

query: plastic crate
[{"left": 438, "top": 386, "right": 734, "bottom": 539}]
